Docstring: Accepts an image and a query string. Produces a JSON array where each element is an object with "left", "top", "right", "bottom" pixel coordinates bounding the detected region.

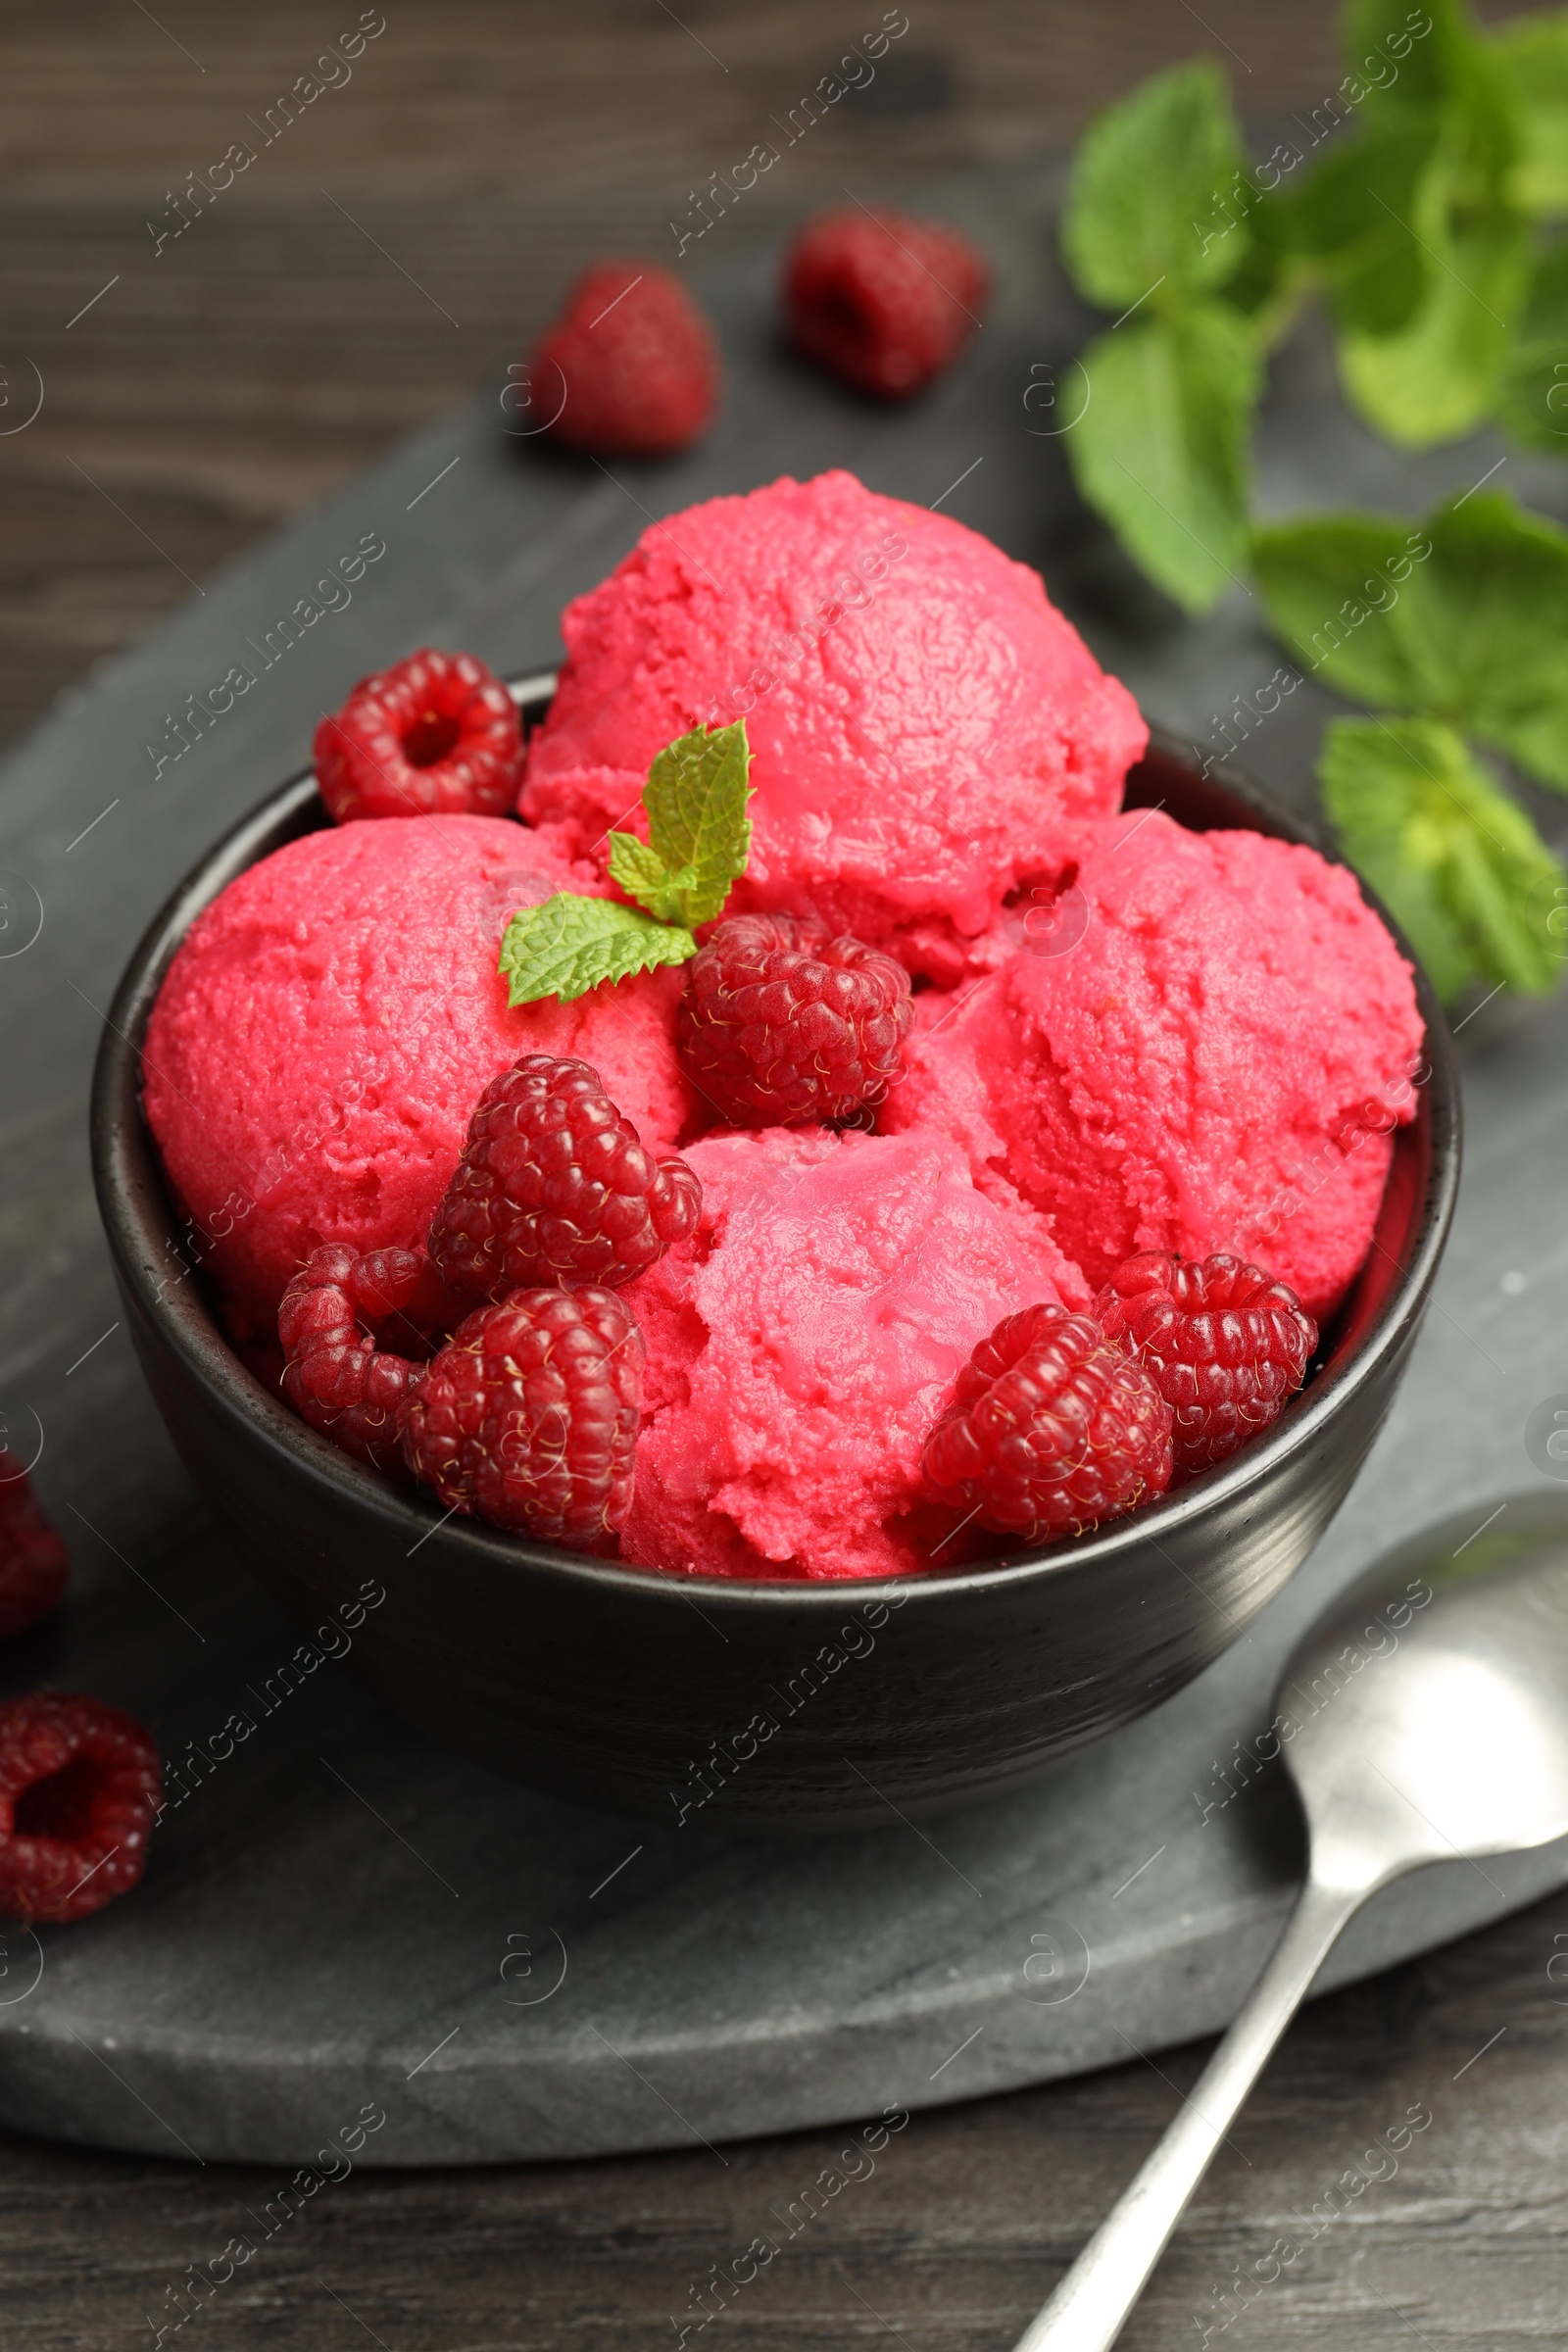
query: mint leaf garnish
[
  {"left": 610, "top": 718, "right": 753, "bottom": 929},
  {"left": 498, "top": 719, "right": 752, "bottom": 1004},
  {"left": 1321, "top": 715, "right": 1565, "bottom": 1001},
  {"left": 499, "top": 894, "right": 696, "bottom": 1005},
  {"left": 606, "top": 831, "right": 684, "bottom": 923},
  {"left": 1067, "top": 307, "right": 1259, "bottom": 612}
]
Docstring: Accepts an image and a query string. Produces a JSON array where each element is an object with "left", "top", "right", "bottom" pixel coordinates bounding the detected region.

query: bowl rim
[{"left": 91, "top": 680, "right": 1461, "bottom": 1620}]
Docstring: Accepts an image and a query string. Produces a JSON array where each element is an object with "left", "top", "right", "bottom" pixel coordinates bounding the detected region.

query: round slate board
[{"left": 3, "top": 183, "right": 1568, "bottom": 2165}]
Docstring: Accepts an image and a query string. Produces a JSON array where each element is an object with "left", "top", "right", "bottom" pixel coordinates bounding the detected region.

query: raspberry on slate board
[
  {"left": 429, "top": 1054, "right": 702, "bottom": 1302},
  {"left": 314, "top": 649, "right": 524, "bottom": 822},
  {"left": 1096, "top": 1250, "right": 1318, "bottom": 1480},
  {"left": 677, "top": 912, "right": 913, "bottom": 1129},
  {"left": 0, "top": 1691, "right": 161, "bottom": 1924},
  {"left": 401, "top": 1286, "right": 644, "bottom": 1550},
  {"left": 784, "top": 206, "right": 990, "bottom": 398},
  {"left": 528, "top": 260, "right": 720, "bottom": 458},
  {"left": 0, "top": 1449, "right": 69, "bottom": 1640},
  {"left": 924, "top": 1301, "right": 1173, "bottom": 1544}
]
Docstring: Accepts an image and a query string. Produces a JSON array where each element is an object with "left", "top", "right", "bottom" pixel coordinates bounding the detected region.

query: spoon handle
[{"left": 1009, "top": 1872, "right": 1365, "bottom": 2352}]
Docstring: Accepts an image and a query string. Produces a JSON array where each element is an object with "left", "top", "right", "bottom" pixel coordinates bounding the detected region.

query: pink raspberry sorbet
[
  {"left": 881, "top": 810, "right": 1424, "bottom": 1322},
  {"left": 619, "top": 1126, "right": 1087, "bottom": 1582},
  {"left": 520, "top": 470, "right": 1146, "bottom": 982},
  {"left": 144, "top": 815, "right": 695, "bottom": 1342}
]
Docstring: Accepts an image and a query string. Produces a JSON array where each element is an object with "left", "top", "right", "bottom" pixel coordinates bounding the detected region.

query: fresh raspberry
[
  {"left": 677, "top": 912, "right": 913, "bottom": 1128},
  {"left": 784, "top": 207, "right": 990, "bottom": 399},
  {"left": 400, "top": 1286, "right": 643, "bottom": 1548},
  {"left": 314, "top": 649, "right": 524, "bottom": 822},
  {"left": 0, "top": 1452, "right": 69, "bottom": 1640},
  {"left": 923, "top": 1302, "right": 1172, "bottom": 1544},
  {"left": 528, "top": 261, "right": 720, "bottom": 458},
  {"left": 428, "top": 1054, "right": 702, "bottom": 1300},
  {"left": 278, "top": 1244, "right": 467, "bottom": 1471},
  {"left": 0, "top": 1691, "right": 161, "bottom": 1924},
  {"left": 1095, "top": 1252, "right": 1318, "bottom": 1480}
]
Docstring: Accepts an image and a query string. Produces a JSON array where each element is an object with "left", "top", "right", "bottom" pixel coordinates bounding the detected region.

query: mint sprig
[{"left": 499, "top": 719, "right": 753, "bottom": 1004}]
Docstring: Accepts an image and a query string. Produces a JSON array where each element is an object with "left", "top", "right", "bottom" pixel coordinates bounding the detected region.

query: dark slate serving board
[{"left": 3, "top": 174, "right": 1568, "bottom": 2165}]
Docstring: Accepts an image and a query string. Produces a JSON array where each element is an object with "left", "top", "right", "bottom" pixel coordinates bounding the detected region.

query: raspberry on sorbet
[
  {"left": 923, "top": 1301, "right": 1172, "bottom": 1544},
  {"left": 278, "top": 1244, "right": 466, "bottom": 1472},
  {"left": 429, "top": 1054, "right": 702, "bottom": 1301},
  {"left": 677, "top": 912, "right": 913, "bottom": 1129},
  {"left": 0, "top": 1692, "right": 161, "bottom": 1924},
  {"left": 400, "top": 1286, "right": 644, "bottom": 1550},
  {"left": 1095, "top": 1250, "right": 1317, "bottom": 1479},
  {"left": 314, "top": 649, "right": 524, "bottom": 822}
]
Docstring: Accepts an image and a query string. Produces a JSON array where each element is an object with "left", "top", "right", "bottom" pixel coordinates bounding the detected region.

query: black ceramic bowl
[{"left": 91, "top": 682, "right": 1460, "bottom": 1830}]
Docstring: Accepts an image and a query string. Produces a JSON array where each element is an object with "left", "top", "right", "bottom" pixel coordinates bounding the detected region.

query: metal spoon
[{"left": 1011, "top": 1489, "right": 1568, "bottom": 2352}]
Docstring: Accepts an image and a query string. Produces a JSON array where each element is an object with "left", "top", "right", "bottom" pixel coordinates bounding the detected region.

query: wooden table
[{"left": 3, "top": 6, "right": 1564, "bottom": 2344}]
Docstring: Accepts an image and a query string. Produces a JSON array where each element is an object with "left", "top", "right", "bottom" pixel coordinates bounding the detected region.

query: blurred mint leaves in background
[
  {"left": 1057, "top": 0, "right": 1568, "bottom": 1004},
  {"left": 1254, "top": 492, "right": 1568, "bottom": 999},
  {"left": 1060, "top": 58, "right": 1264, "bottom": 610},
  {"left": 1059, "top": 1, "right": 1568, "bottom": 615},
  {"left": 1319, "top": 716, "right": 1564, "bottom": 1001}
]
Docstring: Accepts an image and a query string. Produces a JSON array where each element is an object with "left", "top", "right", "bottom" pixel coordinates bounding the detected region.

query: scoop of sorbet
[
  {"left": 520, "top": 469, "right": 1146, "bottom": 981},
  {"left": 882, "top": 809, "right": 1424, "bottom": 1321},
  {"left": 143, "top": 815, "right": 696, "bottom": 1341},
  {"left": 619, "top": 1125, "right": 1088, "bottom": 1582}
]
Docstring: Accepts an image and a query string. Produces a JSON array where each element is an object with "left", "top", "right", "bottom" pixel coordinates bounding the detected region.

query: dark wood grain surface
[{"left": 2, "top": 5, "right": 1565, "bottom": 2345}]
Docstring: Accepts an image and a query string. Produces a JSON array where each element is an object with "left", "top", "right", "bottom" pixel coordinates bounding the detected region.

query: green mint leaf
[
  {"left": 1335, "top": 144, "right": 1529, "bottom": 445},
  {"left": 1496, "top": 235, "right": 1568, "bottom": 450},
  {"left": 1491, "top": 9, "right": 1568, "bottom": 213},
  {"left": 1252, "top": 510, "right": 1437, "bottom": 709},
  {"left": 1210, "top": 187, "right": 1305, "bottom": 341},
  {"left": 1256, "top": 492, "right": 1568, "bottom": 790},
  {"left": 1061, "top": 59, "right": 1249, "bottom": 309},
  {"left": 1290, "top": 5, "right": 1527, "bottom": 441},
  {"left": 1410, "top": 492, "right": 1568, "bottom": 789},
  {"left": 1287, "top": 121, "right": 1437, "bottom": 327},
  {"left": 498, "top": 893, "right": 696, "bottom": 1005},
  {"left": 606, "top": 830, "right": 687, "bottom": 925},
  {"left": 1066, "top": 305, "right": 1259, "bottom": 613},
  {"left": 1343, "top": 0, "right": 1490, "bottom": 119},
  {"left": 1321, "top": 715, "right": 1566, "bottom": 1001},
  {"left": 642, "top": 719, "right": 753, "bottom": 927}
]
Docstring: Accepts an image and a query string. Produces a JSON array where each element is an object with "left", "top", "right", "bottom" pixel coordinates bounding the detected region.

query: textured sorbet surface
[
  {"left": 619, "top": 1127, "right": 1087, "bottom": 1582},
  {"left": 520, "top": 469, "right": 1146, "bottom": 980},
  {"left": 882, "top": 810, "right": 1425, "bottom": 1321},
  {"left": 144, "top": 816, "right": 696, "bottom": 1340}
]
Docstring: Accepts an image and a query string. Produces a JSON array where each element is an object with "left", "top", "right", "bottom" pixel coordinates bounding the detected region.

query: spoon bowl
[
  {"left": 1283, "top": 1499, "right": 1568, "bottom": 1893},
  {"left": 1015, "top": 1488, "right": 1568, "bottom": 2352}
]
